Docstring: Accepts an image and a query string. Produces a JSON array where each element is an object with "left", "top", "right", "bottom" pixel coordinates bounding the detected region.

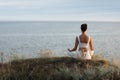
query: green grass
[{"left": 0, "top": 57, "right": 120, "bottom": 80}]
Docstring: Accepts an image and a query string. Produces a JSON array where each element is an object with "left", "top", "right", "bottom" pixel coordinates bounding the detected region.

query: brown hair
[{"left": 81, "top": 23, "right": 87, "bottom": 32}]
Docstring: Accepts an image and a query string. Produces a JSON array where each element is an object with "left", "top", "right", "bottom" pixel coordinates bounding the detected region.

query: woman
[{"left": 68, "top": 23, "right": 94, "bottom": 59}]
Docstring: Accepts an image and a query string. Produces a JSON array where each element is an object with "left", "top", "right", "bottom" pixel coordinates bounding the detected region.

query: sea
[{"left": 0, "top": 21, "right": 120, "bottom": 60}]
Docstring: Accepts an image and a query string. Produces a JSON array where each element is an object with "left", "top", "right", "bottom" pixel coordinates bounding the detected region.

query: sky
[{"left": 0, "top": 0, "right": 120, "bottom": 21}]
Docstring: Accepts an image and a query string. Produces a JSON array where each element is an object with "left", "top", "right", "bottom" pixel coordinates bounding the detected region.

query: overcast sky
[{"left": 0, "top": 0, "right": 120, "bottom": 21}]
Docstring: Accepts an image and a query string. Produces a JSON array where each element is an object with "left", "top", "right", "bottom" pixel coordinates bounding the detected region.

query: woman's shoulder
[
  {"left": 89, "top": 35, "right": 92, "bottom": 38},
  {"left": 76, "top": 34, "right": 81, "bottom": 38},
  {"left": 88, "top": 35, "right": 93, "bottom": 42}
]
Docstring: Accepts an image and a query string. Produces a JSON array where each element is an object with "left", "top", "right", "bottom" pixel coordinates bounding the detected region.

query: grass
[{"left": 0, "top": 56, "right": 120, "bottom": 80}]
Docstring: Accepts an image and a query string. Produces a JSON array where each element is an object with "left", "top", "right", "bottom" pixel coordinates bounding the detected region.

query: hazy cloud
[
  {"left": 0, "top": 0, "right": 120, "bottom": 21},
  {"left": 0, "top": 0, "right": 70, "bottom": 8}
]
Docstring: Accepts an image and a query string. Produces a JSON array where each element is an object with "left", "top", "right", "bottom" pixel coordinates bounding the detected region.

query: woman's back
[{"left": 79, "top": 34, "right": 89, "bottom": 43}]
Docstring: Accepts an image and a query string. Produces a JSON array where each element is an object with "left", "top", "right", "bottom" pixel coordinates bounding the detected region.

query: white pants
[{"left": 67, "top": 50, "right": 94, "bottom": 60}]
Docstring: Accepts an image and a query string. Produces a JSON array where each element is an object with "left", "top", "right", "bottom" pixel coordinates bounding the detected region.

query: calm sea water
[{"left": 0, "top": 21, "right": 120, "bottom": 59}]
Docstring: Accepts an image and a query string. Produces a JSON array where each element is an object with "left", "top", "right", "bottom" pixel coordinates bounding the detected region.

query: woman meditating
[{"left": 68, "top": 23, "right": 94, "bottom": 59}]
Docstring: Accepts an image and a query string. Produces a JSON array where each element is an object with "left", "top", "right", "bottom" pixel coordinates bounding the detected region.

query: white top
[{"left": 78, "top": 36, "right": 90, "bottom": 48}]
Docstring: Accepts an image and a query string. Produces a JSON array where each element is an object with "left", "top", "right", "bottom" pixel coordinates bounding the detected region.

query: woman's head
[{"left": 81, "top": 23, "right": 87, "bottom": 33}]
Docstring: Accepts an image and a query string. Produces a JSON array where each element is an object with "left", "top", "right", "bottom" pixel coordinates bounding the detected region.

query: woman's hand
[
  {"left": 68, "top": 48, "right": 72, "bottom": 52},
  {"left": 90, "top": 50, "right": 94, "bottom": 56}
]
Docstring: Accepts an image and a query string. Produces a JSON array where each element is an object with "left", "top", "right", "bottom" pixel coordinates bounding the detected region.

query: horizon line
[{"left": 0, "top": 20, "right": 120, "bottom": 22}]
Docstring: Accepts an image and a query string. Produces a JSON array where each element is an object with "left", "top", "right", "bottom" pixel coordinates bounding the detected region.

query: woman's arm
[
  {"left": 68, "top": 36, "right": 79, "bottom": 52},
  {"left": 89, "top": 37, "right": 94, "bottom": 51},
  {"left": 89, "top": 37, "right": 94, "bottom": 56}
]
